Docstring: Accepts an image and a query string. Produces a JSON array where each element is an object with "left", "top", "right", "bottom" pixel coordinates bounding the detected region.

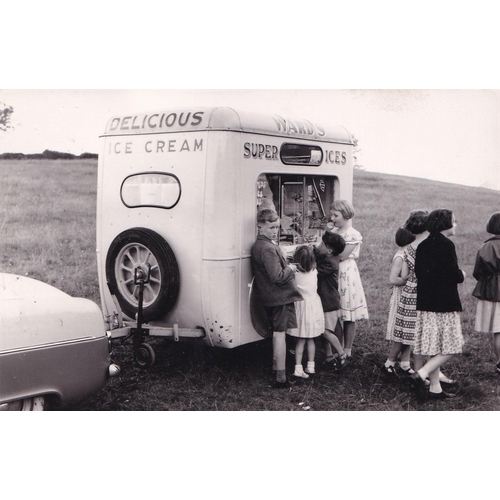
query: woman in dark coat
[
  {"left": 472, "top": 212, "right": 500, "bottom": 374},
  {"left": 410, "top": 209, "right": 466, "bottom": 400}
]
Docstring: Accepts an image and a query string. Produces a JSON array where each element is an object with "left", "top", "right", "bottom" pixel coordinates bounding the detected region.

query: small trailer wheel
[{"left": 134, "top": 343, "right": 156, "bottom": 370}]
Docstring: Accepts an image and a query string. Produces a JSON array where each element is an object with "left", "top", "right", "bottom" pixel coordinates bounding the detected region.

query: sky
[{"left": 1, "top": 89, "right": 499, "bottom": 190}]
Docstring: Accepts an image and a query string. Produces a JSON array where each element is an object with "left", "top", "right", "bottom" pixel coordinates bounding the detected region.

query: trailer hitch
[{"left": 130, "top": 265, "right": 155, "bottom": 369}]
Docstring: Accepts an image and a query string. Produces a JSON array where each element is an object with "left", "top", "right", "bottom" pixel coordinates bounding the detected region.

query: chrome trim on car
[{"left": 0, "top": 336, "right": 100, "bottom": 355}]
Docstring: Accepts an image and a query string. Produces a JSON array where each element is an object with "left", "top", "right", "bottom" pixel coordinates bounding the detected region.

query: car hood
[{"left": 0, "top": 273, "right": 105, "bottom": 352}]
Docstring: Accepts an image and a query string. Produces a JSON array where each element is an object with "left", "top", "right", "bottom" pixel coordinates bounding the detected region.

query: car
[{"left": 0, "top": 273, "right": 119, "bottom": 411}]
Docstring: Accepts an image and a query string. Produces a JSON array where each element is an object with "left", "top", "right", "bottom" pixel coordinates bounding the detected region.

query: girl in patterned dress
[
  {"left": 328, "top": 200, "right": 369, "bottom": 358},
  {"left": 382, "top": 227, "right": 416, "bottom": 374},
  {"left": 392, "top": 210, "right": 429, "bottom": 373},
  {"left": 410, "top": 209, "right": 466, "bottom": 400},
  {"left": 287, "top": 245, "right": 325, "bottom": 379}
]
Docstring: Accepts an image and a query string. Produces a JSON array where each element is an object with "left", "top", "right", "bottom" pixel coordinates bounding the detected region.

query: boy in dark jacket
[
  {"left": 251, "top": 209, "right": 303, "bottom": 388},
  {"left": 314, "top": 231, "right": 349, "bottom": 370}
]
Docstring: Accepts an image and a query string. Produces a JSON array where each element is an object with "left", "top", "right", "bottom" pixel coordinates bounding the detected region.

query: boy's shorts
[
  {"left": 264, "top": 303, "right": 297, "bottom": 332},
  {"left": 324, "top": 310, "right": 341, "bottom": 332}
]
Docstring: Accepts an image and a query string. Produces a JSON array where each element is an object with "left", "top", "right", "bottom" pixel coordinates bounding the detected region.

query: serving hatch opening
[{"left": 256, "top": 173, "right": 335, "bottom": 246}]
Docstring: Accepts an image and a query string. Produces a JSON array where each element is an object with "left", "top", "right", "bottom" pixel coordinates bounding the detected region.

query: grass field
[{"left": 1, "top": 159, "right": 500, "bottom": 411}]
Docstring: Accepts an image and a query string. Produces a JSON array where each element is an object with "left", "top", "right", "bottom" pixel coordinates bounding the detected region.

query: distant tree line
[
  {"left": 0, "top": 150, "right": 98, "bottom": 160},
  {"left": 1, "top": 104, "right": 97, "bottom": 161}
]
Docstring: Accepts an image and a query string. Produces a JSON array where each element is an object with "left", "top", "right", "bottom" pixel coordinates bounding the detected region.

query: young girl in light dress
[
  {"left": 472, "top": 212, "right": 500, "bottom": 374},
  {"left": 328, "top": 199, "right": 369, "bottom": 358},
  {"left": 383, "top": 227, "right": 416, "bottom": 374},
  {"left": 287, "top": 245, "right": 325, "bottom": 379}
]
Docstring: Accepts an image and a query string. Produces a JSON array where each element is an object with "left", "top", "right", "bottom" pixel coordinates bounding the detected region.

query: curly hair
[
  {"left": 426, "top": 208, "right": 454, "bottom": 234},
  {"left": 404, "top": 209, "right": 429, "bottom": 235}
]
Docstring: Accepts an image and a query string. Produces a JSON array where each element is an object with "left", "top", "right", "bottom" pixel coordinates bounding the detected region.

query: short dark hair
[
  {"left": 293, "top": 245, "right": 316, "bottom": 272},
  {"left": 404, "top": 210, "right": 429, "bottom": 234},
  {"left": 257, "top": 209, "right": 278, "bottom": 224},
  {"left": 426, "top": 209, "right": 454, "bottom": 233},
  {"left": 487, "top": 212, "right": 500, "bottom": 235},
  {"left": 322, "top": 230, "right": 346, "bottom": 256},
  {"left": 395, "top": 227, "right": 416, "bottom": 247}
]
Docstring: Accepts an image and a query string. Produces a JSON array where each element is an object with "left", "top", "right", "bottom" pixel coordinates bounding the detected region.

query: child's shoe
[
  {"left": 381, "top": 363, "right": 398, "bottom": 375},
  {"left": 272, "top": 379, "right": 291, "bottom": 389},
  {"left": 399, "top": 364, "right": 415, "bottom": 375},
  {"left": 322, "top": 356, "right": 338, "bottom": 370},
  {"left": 305, "top": 361, "right": 316, "bottom": 375},
  {"left": 293, "top": 365, "right": 309, "bottom": 379},
  {"left": 336, "top": 354, "right": 350, "bottom": 371}
]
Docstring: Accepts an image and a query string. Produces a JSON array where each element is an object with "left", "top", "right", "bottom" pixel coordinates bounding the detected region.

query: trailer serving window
[
  {"left": 256, "top": 173, "right": 335, "bottom": 245},
  {"left": 280, "top": 143, "right": 323, "bottom": 165}
]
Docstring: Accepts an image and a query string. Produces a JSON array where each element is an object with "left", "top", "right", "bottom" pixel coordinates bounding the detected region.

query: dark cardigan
[
  {"left": 314, "top": 244, "right": 341, "bottom": 312},
  {"left": 415, "top": 232, "right": 464, "bottom": 312},
  {"left": 251, "top": 235, "right": 303, "bottom": 307},
  {"left": 472, "top": 235, "right": 500, "bottom": 302}
]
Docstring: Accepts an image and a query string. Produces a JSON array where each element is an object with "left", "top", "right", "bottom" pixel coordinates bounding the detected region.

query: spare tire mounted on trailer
[{"left": 105, "top": 227, "right": 180, "bottom": 322}]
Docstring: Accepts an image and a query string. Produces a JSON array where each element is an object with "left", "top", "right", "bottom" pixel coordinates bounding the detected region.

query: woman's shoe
[
  {"left": 293, "top": 370, "right": 310, "bottom": 379},
  {"left": 439, "top": 374, "right": 457, "bottom": 385},
  {"left": 381, "top": 364, "right": 397, "bottom": 375},
  {"left": 399, "top": 365, "right": 415, "bottom": 375},
  {"left": 410, "top": 372, "right": 428, "bottom": 394},
  {"left": 427, "top": 390, "right": 457, "bottom": 400}
]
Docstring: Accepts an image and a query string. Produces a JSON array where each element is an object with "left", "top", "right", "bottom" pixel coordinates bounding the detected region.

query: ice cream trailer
[{"left": 97, "top": 107, "right": 354, "bottom": 367}]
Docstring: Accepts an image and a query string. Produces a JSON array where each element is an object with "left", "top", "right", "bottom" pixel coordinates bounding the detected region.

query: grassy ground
[
  {"left": 1, "top": 159, "right": 499, "bottom": 411},
  {"left": 0, "top": 159, "right": 99, "bottom": 301}
]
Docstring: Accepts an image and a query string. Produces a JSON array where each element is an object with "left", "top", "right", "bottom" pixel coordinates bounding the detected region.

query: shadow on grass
[{"left": 56, "top": 337, "right": 496, "bottom": 411}]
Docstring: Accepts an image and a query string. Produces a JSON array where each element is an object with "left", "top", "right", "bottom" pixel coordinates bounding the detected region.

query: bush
[
  {"left": 0, "top": 152, "right": 25, "bottom": 160},
  {"left": 79, "top": 152, "right": 98, "bottom": 159},
  {"left": 42, "top": 149, "right": 76, "bottom": 160}
]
